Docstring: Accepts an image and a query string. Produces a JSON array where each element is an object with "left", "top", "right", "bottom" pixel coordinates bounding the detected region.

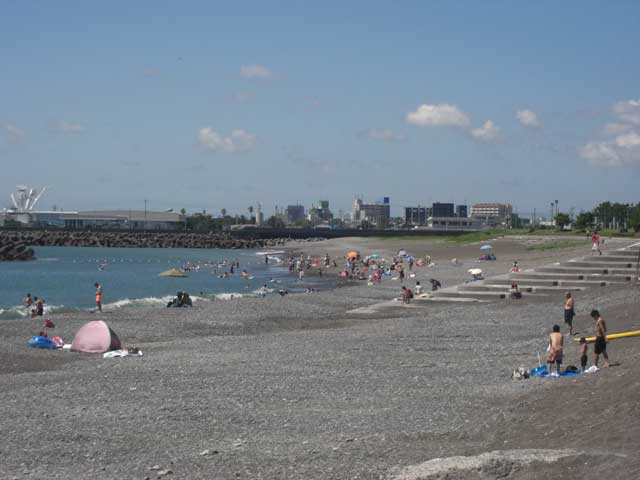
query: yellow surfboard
[{"left": 575, "top": 330, "right": 640, "bottom": 343}]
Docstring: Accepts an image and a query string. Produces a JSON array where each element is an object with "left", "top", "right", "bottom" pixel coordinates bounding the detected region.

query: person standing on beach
[
  {"left": 564, "top": 292, "right": 575, "bottom": 335},
  {"left": 590, "top": 309, "right": 609, "bottom": 367},
  {"left": 547, "top": 324, "right": 564, "bottom": 376},
  {"left": 591, "top": 230, "right": 602, "bottom": 256},
  {"left": 94, "top": 282, "right": 103, "bottom": 312}
]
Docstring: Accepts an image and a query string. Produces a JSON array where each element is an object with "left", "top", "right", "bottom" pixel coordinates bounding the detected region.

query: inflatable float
[
  {"left": 28, "top": 336, "right": 59, "bottom": 349},
  {"left": 575, "top": 330, "right": 640, "bottom": 343}
]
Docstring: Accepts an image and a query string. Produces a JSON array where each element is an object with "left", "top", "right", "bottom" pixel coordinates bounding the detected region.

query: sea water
[{"left": 0, "top": 246, "right": 326, "bottom": 319}]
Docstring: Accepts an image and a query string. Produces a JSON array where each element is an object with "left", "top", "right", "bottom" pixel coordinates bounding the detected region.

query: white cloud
[
  {"left": 612, "top": 99, "right": 640, "bottom": 125},
  {"left": 580, "top": 141, "right": 621, "bottom": 166},
  {"left": 2, "top": 123, "right": 25, "bottom": 143},
  {"left": 240, "top": 64, "right": 272, "bottom": 79},
  {"left": 579, "top": 99, "right": 640, "bottom": 167},
  {"left": 516, "top": 109, "right": 540, "bottom": 128},
  {"left": 602, "top": 122, "right": 633, "bottom": 136},
  {"left": 470, "top": 120, "right": 500, "bottom": 142},
  {"left": 406, "top": 103, "right": 470, "bottom": 128},
  {"left": 358, "top": 128, "right": 406, "bottom": 142},
  {"left": 615, "top": 131, "right": 640, "bottom": 148},
  {"left": 197, "top": 127, "right": 256, "bottom": 153},
  {"left": 54, "top": 120, "right": 85, "bottom": 133}
]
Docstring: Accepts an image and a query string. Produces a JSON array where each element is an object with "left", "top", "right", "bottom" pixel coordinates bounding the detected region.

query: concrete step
[
  {"left": 560, "top": 260, "right": 634, "bottom": 269},
  {"left": 418, "top": 296, "right": 484, "bottom": 303},
  {"left": 433, "top": 289, "right": 510, "bottom": 300},
  {"left": 458, "top": 284, "right": 584, "bottom": 293},
  {"left": 488, "top": 278, "right": 623, "bottom": 287},
  {"left": 612, "top": 249, "right": 640, "bottom": 257},
  {"left": 580, "top": 255, "right": 639, "bottom": 263},
  {"left": 510, "top": 272, "right": 633, "bottom": 282},
  {"left": 535, "top": 266, "right": 636, "bottom": 275}
]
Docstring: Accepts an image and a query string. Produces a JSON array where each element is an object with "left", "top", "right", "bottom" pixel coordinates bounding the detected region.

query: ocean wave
[
  {"left": 0, "top": 303, "right": 74, "bottom": 320},
  {"left": 102, "top": 294, "right": 208, "bottom": 310},
  {"left": 213, "top": 292, "right": 246, "bottom": 300}
]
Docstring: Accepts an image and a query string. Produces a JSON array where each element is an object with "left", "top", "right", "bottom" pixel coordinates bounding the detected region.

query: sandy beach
[{"left": 1, "top": 235, "right": 639, "bottom": 479}]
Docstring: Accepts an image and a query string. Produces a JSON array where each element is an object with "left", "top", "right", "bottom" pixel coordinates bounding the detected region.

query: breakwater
[{"left": 0, "top": 231, "right": 288, "bottom": 260}]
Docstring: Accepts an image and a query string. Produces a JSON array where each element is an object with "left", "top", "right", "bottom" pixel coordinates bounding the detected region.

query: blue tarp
[{"left": 530, "top": 365, "right": 582, "bottom": 378}]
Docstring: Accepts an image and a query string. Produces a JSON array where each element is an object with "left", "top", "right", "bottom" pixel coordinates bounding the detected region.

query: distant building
[
  {"left": 471, "top": 203, "right": 513, "bottom": 225},
  {"left": 427, "top": 216, "right": 482, "bottom": 230},
  {"left": 432, "top": 202, "right": 455, "bottom": 218},
  {"left": 68, "top": 211, "right": 185, "bottom": 230},
  {"left": 352, "top": 197, "right": 390, "bottom": 227},
  {"left": 308, "top": 200, "right": 333, "bottom": 226},
  {"left": 256, "top": 203, "right": 264, "bottom": 227},
  {"left": 286, "top": 205, "right": 306, "bottom": 225},
  {"left": 404, "top": 206, "right": 431, "bottom": 226},
  {"left": 456, "top": 205, "right": 468, "bottom": 218}
]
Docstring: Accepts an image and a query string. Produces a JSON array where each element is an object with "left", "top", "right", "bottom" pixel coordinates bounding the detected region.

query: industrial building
[
  {"left": 471, "top": 203, "right": 513, "bottom": 225},
  {"left": 352, "top": 197, "right": 391, "bottom": 227}
]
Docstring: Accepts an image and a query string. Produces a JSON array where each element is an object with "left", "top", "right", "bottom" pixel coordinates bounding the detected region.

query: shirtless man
[
  {"left": 564, "top": 292, "right": 575, "bottom": 335},
  {"left": 547, "top": 325, "right": 564, "bottom": 375},
  {"left": 590, "top": 309, "right": 609, "bottom": 367}
]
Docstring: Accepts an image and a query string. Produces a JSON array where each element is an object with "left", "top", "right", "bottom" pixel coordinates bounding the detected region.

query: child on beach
[{"left": 579, "top": 337, "right": 588, "bottom": 371}]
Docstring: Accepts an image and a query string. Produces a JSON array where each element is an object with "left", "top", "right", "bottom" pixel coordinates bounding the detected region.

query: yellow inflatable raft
[{"left": 575, "top": 330, "right": 640, "bottom": 343}]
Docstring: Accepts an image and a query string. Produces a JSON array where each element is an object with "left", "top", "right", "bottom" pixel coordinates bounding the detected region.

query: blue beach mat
[
  {"left": 28, "top": 336, "right": 59, "bottom": 349},
  {"left": 530, "top": 365, "right": 582, "bottom": 378}
]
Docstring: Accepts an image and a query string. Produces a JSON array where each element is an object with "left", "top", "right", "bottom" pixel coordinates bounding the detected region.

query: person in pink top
[{"left": 591, "top": 230, "right": 601, "bottom": 256}]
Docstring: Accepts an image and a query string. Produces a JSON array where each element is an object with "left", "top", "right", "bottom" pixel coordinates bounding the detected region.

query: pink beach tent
[{"left": 70, "top": 320, "right": 122, "bottom": 353}]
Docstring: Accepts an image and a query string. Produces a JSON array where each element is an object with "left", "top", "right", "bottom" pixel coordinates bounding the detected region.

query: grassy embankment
[
  {"left": 525, "top": 240, "right": 588, "bottom": 251},
  {"left": 377, "top": 228, "right": 638, "bottom": 244}
]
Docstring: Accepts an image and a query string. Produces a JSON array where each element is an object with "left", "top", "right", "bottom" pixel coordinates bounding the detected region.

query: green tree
[
  {"left": 629, "top": 203, "right": 640, "bottom": 232},
  {"left": 574, "top": 211, "right": 594, "bottom": 230},
  {"left": 554, "top": 212, "right": 571, "bottom": 230},
  {"left": 180, "top": 208, "right": 186, "bottom": 215},
  {"left": 266, "top": 215, "right": 285, "bottom": 228}
]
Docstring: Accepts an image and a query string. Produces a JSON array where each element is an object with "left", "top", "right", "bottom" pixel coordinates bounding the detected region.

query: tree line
[{"left": 555, "top": 202, "right": 640, "bottom": 232}]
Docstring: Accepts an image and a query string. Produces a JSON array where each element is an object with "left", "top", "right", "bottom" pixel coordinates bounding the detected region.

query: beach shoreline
[{"left": 1, "top": 235, "right": 638, "bottom": 479}]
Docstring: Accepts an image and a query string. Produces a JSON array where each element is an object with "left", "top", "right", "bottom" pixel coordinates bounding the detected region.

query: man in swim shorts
[
  {"left": 590, "top": 309, "right": 609, "bottom": 367},
  {"left": 547, "top": 324, "right": 564, "bottom": 375},
  {"left": 564, "top": 292, "right": 575, "bottom": 335},
  {"left": 94, "top": 282, "right": 103, "bottom": 312}
]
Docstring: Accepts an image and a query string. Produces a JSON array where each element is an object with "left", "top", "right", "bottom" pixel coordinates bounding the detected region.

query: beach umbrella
[
  {"left": 480, "top": 244, "right": 493, "bottom": 250},
  {"left": 366, "top": 254, "right": 380, "bottom": 259},
  {"left": 346, "top": 251, "right": 359, "bottom": 259}
]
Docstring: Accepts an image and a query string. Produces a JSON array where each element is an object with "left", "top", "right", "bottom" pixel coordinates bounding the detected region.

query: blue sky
[{"left": 2, "top": 1, "right": 640, "bottom": 218}]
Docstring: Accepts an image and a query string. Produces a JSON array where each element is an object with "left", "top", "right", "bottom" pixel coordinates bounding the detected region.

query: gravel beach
[{"left": 1, "top": 236, "right": 639, "bottom": 479}]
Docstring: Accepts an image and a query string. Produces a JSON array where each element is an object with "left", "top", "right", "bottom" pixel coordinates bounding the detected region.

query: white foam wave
[
  {"left": 102, "top": 295, "right": 207, "bottom": 311},
  {"left": 214, "top": 292, "right": 245, "bottom": 300},
  {"left": 0, "top": 303, "right": 70, "bottom": 319}
]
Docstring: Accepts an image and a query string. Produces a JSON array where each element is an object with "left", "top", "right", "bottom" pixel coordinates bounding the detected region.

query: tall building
[
  {"left": 456, "top": 205, "right": 468, "bottom": 218},
  {"left": 352, "top": 197, "right": 390, "bottom": 227},
  {"left": 432, "top": 202, "right": 455, "bottom": 218},
  {"left": 256, "top": 203, "right": 264, "bottom": 227},
  {"left": 286, "top": 205, "right": 305, "bottom": 225},
  {"left": 470, "top": 203, "right": 513, "bottom": 224},
  {"left": 404, "top": 206, "right": 431, "bottom": 225}
]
